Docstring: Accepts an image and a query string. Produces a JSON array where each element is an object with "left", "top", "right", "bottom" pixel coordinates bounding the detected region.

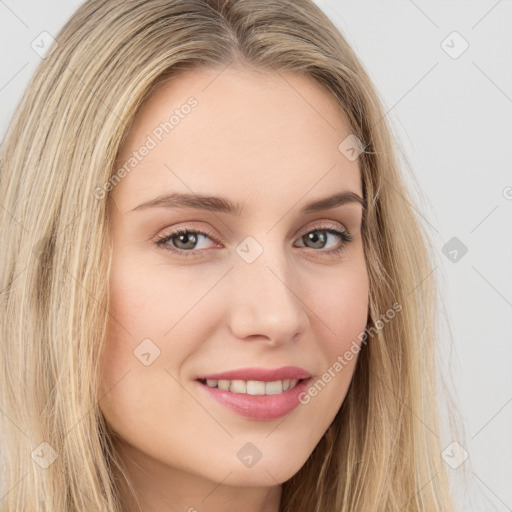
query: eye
[
  {"left": 155, "top": 227, "right": 218, "bottom": 256},
  {"left": 294, "top": 225, "right": 353, "bottom": 255}
]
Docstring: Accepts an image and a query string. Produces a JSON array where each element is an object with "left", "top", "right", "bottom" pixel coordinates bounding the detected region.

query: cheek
[
  {"left": 311, "top": 256, "right": 369, "bottom": 353},
  {"left": 98, "top": 256, "right": 174, "bottom": 420},
  {"left": 104, "top": 253, "right": 207, "bottom": 352},
  {"left": 98, "top": 269, "right": 190, "bottom": 450},
  {"left": 98, "top": 253, "right": 224, "bottom": 427},
  {"left": 327, "top": 274, "right": 369, "bottom": 347},
  {"left": 297, "top": 257, "right": 369, "bottom": 412}
]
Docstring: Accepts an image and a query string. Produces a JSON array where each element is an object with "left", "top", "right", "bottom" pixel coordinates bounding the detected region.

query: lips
[{"left": 195, "top": 366, "right": 313, "bottom": 420}]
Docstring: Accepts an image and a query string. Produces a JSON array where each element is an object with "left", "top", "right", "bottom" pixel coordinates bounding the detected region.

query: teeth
[
  {"left": 218, "top": 379, "right": 230, "bottom": 390},
  {"left": 247, "top": 380, "right": 266, "bottom": 395},
  {"left": 203, "top": 378, "right": 302, "bottom": 395},
  {"left": 230, "top": 380, "right": 247, "bottom": 393},
  {"left": 265, "top": 381, "right": 282, "bottom": 395}
]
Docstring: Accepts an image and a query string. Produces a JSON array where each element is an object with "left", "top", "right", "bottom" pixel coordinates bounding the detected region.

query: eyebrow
[{"left": 129, "top": 190, "right": 365, "bottom": 215}]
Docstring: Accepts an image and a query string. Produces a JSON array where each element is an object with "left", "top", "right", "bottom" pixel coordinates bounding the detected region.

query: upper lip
[{"left": 197, "top": 366, "right": 312, "bottom": 382}]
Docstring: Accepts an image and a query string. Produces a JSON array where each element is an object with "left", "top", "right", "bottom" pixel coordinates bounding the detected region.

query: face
[{"left": 99, "top": 65, "right": 369, "bottom": 497}]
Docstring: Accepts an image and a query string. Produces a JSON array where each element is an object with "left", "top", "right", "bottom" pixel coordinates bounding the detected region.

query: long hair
[{"left": 0, "top": 0, "right": 463, "bottom": 510}]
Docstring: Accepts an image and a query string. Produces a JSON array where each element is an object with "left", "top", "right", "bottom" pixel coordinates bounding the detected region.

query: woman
[{"left": 0, "top": 0, "right": 463, "bottom": 510}]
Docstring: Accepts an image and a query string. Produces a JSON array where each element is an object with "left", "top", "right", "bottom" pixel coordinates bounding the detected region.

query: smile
[{"left": 195, "top": 366, "right": 313, "bottom": 420}]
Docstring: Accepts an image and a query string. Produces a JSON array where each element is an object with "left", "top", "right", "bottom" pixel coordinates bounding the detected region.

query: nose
[{"left": 227, "top": 248, "right": 309, "bottom": 346}]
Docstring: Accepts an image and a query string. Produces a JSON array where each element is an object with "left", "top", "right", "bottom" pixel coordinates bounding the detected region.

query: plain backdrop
[{"left": 1, "top": 1, "right": 511, "bottom": 510}]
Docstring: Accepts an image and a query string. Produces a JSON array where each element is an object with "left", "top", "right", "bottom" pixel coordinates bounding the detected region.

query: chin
[
  {"left": 220, "top": 464, "right": 299, "bottom": 487},
  {"left": 211, "top": 450, "right": 308, "bottom": 487}
]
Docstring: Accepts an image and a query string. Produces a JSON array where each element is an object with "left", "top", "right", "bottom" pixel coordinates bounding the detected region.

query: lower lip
[{"left": 196, "top": 378, "right": 312, "bottom": 420}]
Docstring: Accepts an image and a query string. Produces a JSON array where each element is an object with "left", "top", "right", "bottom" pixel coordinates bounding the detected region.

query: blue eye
[{"left": 155, "top": 224, "right": 353, "bottom": 257}]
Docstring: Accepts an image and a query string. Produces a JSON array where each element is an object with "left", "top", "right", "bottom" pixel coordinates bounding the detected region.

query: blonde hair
[{"left": 0, "top": 0, "right": 464, "bottom": 510}]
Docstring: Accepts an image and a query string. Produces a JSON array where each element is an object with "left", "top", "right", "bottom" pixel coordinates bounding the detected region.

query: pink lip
[
  {"left": 195, "top": 366, "right": 313, "bottom": 421},
  {"left": 196, "top": 366, "right": 312, "bottom": 382}
]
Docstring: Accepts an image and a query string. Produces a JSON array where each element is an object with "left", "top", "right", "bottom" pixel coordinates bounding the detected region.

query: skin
[{"left": 98, "top": 65, "right": 369, "bottom": 512}]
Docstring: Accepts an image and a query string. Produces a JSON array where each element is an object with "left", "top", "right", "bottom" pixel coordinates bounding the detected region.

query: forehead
[{"left": 113, "top": 66, "right": 361, "bottom": 211}]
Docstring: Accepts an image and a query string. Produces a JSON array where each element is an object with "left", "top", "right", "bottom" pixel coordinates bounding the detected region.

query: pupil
[
  {"left": 306, "top": 231, "right": 326, "bottom": 249},
  {"left": 176, "top": 232, "right": 197, "bottom": 249}
]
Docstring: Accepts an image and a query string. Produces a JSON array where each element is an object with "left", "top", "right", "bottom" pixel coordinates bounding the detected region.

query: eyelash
[{"left": 154, "top": 223, "right": 353, "bottom": 259}]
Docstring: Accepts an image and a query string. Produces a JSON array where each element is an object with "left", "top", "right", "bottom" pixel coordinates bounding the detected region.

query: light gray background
[{"left": 1, "top": 1, "right": 511, "bottom": 510}]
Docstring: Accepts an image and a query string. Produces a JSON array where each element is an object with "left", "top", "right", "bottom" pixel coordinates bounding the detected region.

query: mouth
[{"left": 195, "top": 374, "right": 313, "bottom": 421}]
